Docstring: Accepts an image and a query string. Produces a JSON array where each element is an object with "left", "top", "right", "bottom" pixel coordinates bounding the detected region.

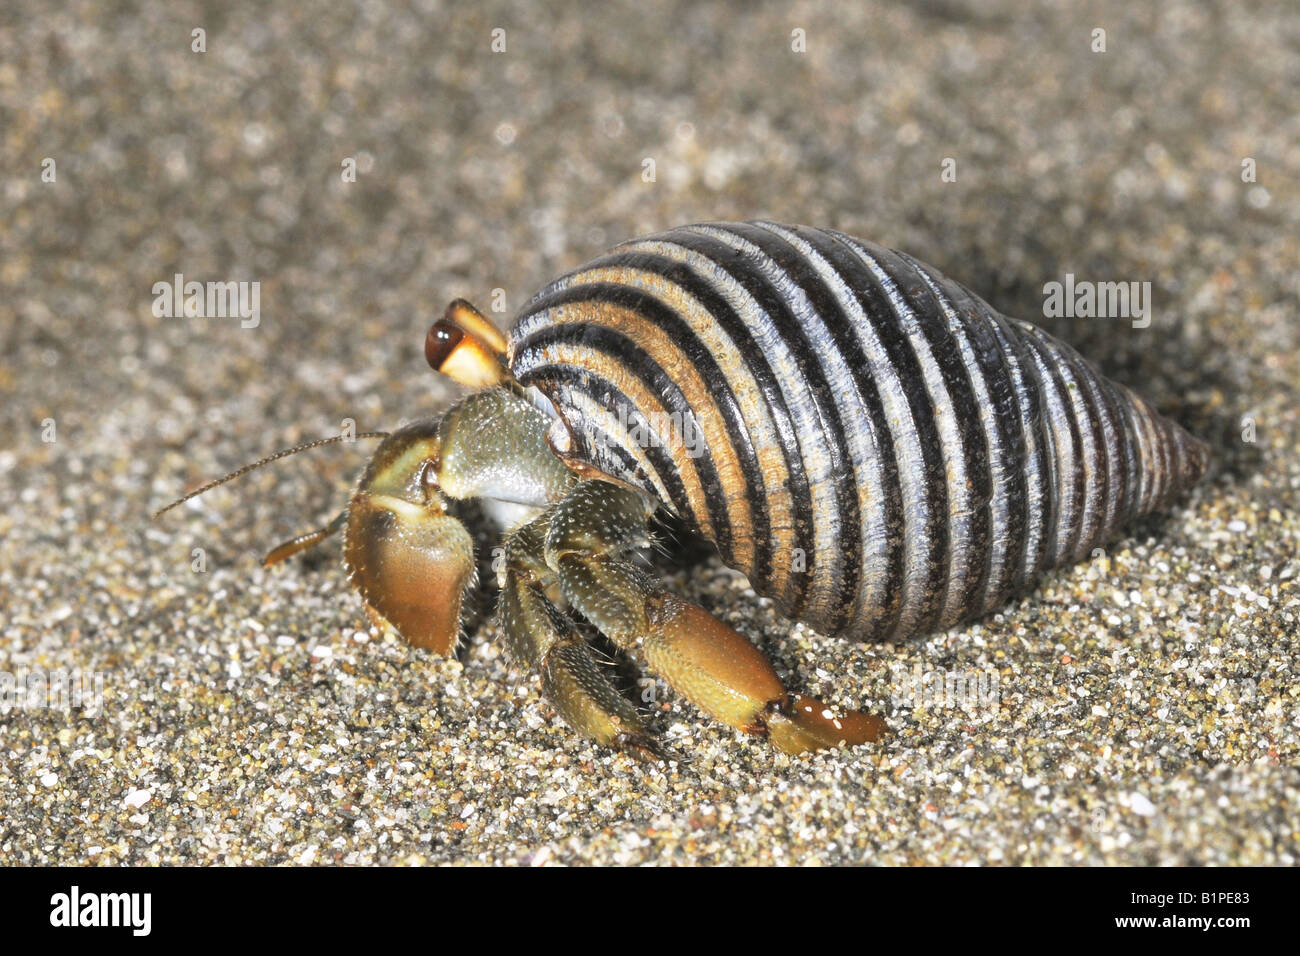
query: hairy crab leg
[
  {"left": 545, "top": 480, "right": 886, "bottom": 754},
  {"left": 498, "top": 519, "right": 663, "bottom": 758}
]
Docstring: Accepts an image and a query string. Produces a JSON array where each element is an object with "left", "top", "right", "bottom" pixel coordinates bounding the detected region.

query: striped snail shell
[{"left": 508, "top": 221, "right": 1209, "bottom": 642}]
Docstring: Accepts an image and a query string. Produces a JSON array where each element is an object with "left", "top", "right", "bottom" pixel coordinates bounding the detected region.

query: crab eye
[
  {"left": 424, "top": 319, "right": 464, "bottom": 372},
  {"left": 424, "top": 313, "right": 508, "bottom": 388}
]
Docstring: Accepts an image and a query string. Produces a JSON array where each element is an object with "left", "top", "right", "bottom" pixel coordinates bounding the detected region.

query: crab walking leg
[
  {"left": 545, "top": 481, "right": 887, "bottom": 754},
  {"left": 498, "top": 518, "right": 662, "bottom": 757}
]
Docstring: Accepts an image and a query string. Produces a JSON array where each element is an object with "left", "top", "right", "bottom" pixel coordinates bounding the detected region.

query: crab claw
[
  {"left": 764, "top": 694, "right": 887, "bottom": 754},
  {"left": 342, "top": 422, "right": 476, "bottom": 654},
  {"left": 641, "top": 593, "right": 887, "bottom": 754},
  {"left": 343, "top": 496, "right": 475, "bottom": 654}
]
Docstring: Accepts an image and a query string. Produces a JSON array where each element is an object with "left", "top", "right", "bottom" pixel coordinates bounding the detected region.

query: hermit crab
[{"left": 157, "top": 222, "right": 1209, "bottom": 758}]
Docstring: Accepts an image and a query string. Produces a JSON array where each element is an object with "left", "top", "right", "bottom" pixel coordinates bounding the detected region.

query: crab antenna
[{"left": 152, "top": 432, "right": 390, "bottom": 519}]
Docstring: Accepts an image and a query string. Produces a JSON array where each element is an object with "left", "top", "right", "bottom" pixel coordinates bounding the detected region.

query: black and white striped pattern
[{"left": 508, "top": 222, "right": 1208, "bottom": 641}]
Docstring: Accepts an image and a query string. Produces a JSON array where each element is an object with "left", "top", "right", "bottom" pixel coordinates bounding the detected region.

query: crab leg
[
  {"left": 545, "top": 481, "right": 886, "bottom": 754},
  {"left": 498, "top": 519, "right": 662, "bottom": 758}
]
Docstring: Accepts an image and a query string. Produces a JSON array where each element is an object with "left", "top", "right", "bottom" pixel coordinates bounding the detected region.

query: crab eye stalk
[{"left": 425, "top": 300, "right": 509, "bottom": 388}]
